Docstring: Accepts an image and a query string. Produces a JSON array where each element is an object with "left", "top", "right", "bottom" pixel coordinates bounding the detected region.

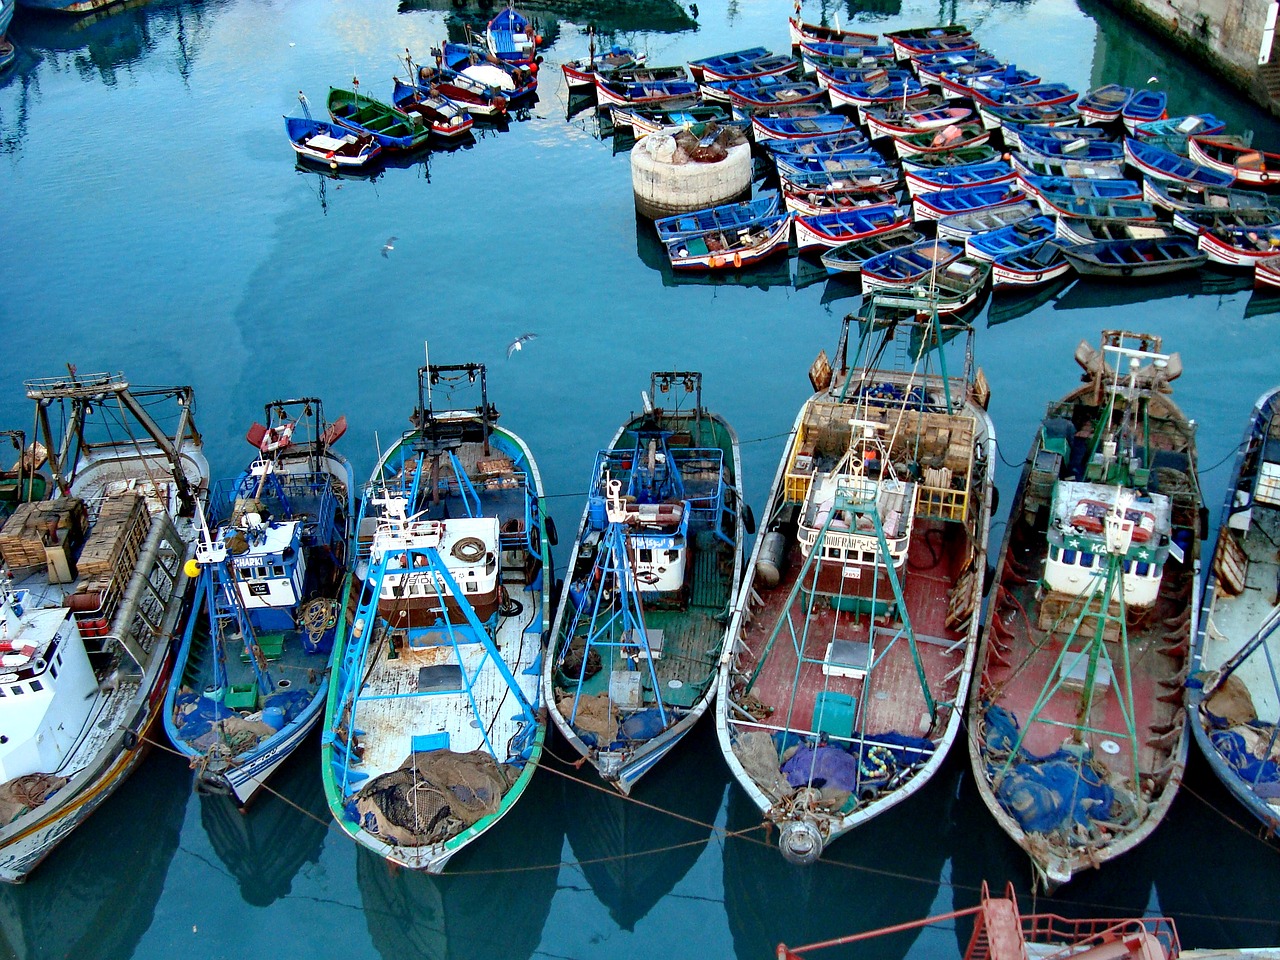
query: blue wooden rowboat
[
  {"left": 653, "top": 196, "right": 781, "bottom": 244},
  {"left": 1123, "top": 137, "right": 1235, "bottom": 187},
  {"left": 486, "top": 7, "right": 538, "bottom": 68},
  {"left": 1076, "top": 84, "right": 1132, "bottom": 125},
  {"left": 939, "top": 65, "right": 1041, "bottom": 101},
  {"left": 688, "top": 46, "right": 769, "bottom": 81},
  {"left": 968, "top": 80, "right": 1075, "bottom": 110},
  {"left": 724, "top": 78, "right": 825, "bottom": 112},
  {"left": 863, "top": 104, "right": 973, "bottom": 139},
  {"left": 904, "top": 160, "right": 1015, "bottom": 197},
  {"left": 1142, "top": 178, "right": 1280, "bottom": 215},
  {"left": 1198, "top": 224, "right": 1280, "bottom": 267},
  {"left": 1060, "top": 236, "right": 1206, "bottom": 277},
  {"left": 1189, "top": 387, "right": 1280, "bottom": 833},
  {"left": 860, "top": 238, "right": 965, "bottom": 292},
  {"left": 782, "top": 176, "right": 898, "bottom": 217},
  {"left": 1037, "top": 194, "right": 1158, "bottom": 220},
  {"left": 1002, "top": 121, "right": 1108, "bottom": 151},
  {"left": 783, "top": 167, "right": 901, "bottom": 194},
  {"left": 285, "top": 94, "right": 383, "bottom": 169},
  {"left": 391, "top": 79, "right": 474, "bottom": 139},
  {"left": 935, "top": 201, "right": 1038, "bottom": 241},
  {"left": 912, "top": 183, "right": 1026, "bottom": 222},
  {"left": 665, "top": 213, "right": 793, "bottom": 269},
  {"left": 1021, "top": 174, "right": 1142, "bottom": 210},
  {"left": 979, "top": 101, "right": 1081, "bottom": 131},
  {"left": 442, "top": 42, "right": 538, "bottom": 99},
  {"left": 1010, "top": 152, "right": 1125, "bottom": 181},
  {"left": 798, "top": 42, "right": 896, "bottom": 73},
  {"left": 965, "top": 215, "right": 1057, "bottom": 261},
  {"left": 885, "top": 25, "right": 977, "bottom": 59},
  {"left": 900, "top": 145, "right": 1000, "bottom": 171},
  {"left": 991, "top": 240, "right": 1072, "bottom": 288},
  {"left": 911, "top": 49, "right": 993, "bottom": 82},
  {"left": 764, "top": 131, "right": 871, "bottom": 155},
  {"left": 753, "top": 113, "right": 862, "bottom": 141},
  {"left": 815, "top": 65, "right": 914, "bottom": 89},
  {"left": 819, "top": 224, "right": 924, "bottom": 274},
  {"left": 793, "top": 203, "right": 910, "bottom": 251},
  {"left": 702, "top": 53, "right": 797, "bottom": 83},
  {"left": 829, "top": 75, "right": 930, "bottom": 110},
  {"left": 1122, "top": 89, "right": 1167, "bottom": 133},
  {"left": 595, "top": 76, "right": 701, "bottom": 108},
  {"left": 1133, "top": 114, "right": 1226, "bottom": 154},
  {"left": 1018, "top": 130, "right": 1123, "bottom": 161},
  {"left": 775, "top": 150, "right": 891, "bottom": 181}
]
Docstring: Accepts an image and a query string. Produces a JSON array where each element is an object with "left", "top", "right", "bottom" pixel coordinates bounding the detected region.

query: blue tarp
[
  {"left": 173, "top": 688, "right": 312, "bottom": 741},
  {"left": 1210, "top": 726, "right": 1280, "bottom": 794},
  {"left": 994, "top": 752, "right": 1115, "bottom": 834},
  {"left": 781, "top": 745, "right": 861, "bottom": 791},
  {"left": 777, "top": 733, "right": 936, "bottom": 791}
]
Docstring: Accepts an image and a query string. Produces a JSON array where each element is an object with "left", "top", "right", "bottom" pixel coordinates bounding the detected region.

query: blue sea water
[{"left": 2, "top": 0, "right": 1280, "bottom": 957}]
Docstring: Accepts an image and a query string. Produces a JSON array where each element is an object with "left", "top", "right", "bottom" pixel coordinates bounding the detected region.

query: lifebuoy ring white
[{"left": 260, "top": 422, "right": 295, "bottom": 453}]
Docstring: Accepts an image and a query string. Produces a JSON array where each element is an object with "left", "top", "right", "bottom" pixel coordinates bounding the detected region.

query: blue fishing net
[
  {"left": 1209, "top": 727, "right": 1280, "bottom": 793},
  {"left": 171, "top": 692, "right": 237, "bottom": 741}
]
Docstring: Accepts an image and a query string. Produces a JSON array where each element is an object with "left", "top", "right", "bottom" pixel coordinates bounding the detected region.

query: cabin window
[
  {"left": 30, "top": 680, "right": 42, "bottom": 692},
  {"left": 1122, "top": 560, "right": 1132, "bottom": 573},
  {"left": 1137, "top": 562, "right": 1151, "bottom": 577},
  {"left": 272, "top": 565, "right": 284, "bottom": 577},
  {"left": 50, "top": 662, "right": 59, "bottom": 680},
  {"left": 667, "top": 550, "right": 679, "bottom": 561},
  {"left": 466, "top": 581, "right": 477, "bottom": 593},
  {"left": 639, "top": 548, "right": 653, "bottom": 563},
  {"left": 11, "top": 686, "right": 23, "bottom": 696},
  {"left": 1081, "top": 552, "right": 1096, "bottom": 568},
  {"left": 1063, "top": 549, "right": 1077, "bottom": 565},
  {"left": 0, "top": 688, "right": 6, "bottom": 697},
  {"left": 1049, "top": 546, "right": 1059, "bottom": 560},
  {"left": 55, "top": 651, "right": 62, "bottom": 666}
]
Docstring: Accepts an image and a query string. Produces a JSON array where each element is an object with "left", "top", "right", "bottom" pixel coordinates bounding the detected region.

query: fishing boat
[
  {"left": 413, "top": 61, "right": 510, "bottom": 117},
  {"left": 861, "top": 239, "right": 964, "bottom": 291},
  {"left": 964, "top": 215, "right": 1056, "bottom": 261},
  {"left": 873, "top": 257, "right": 992, "bottom": 315},
  {"left": 829, "top": 75, "right": 930, "bottom": 112},
  {"left": 612, "top": 102, "right": 732, "bottom": 137},
  {"left": 724, "top": 79, "right": 825, "bottom": 113},
  {"left": 969, "top": 330, "right": 1201, "bottom": 890},
  {"left": 688, "top": 46, "right": 769, "bottom": 82},
  {"left": 752, "top": 113, "right": 865, "bottom": 142},
  {"left": 1189, "top": 385, "right": 1280, "bottom": 831},
  {"left": 1002, "top": 121, "right": 1109, "bottom": 152},
  {"left": 912, "top": 184, "right": 1026, "bottom": 222},
  {"left": 1076, "top": 84, "right": 1133, "bottom": 125},
  {"left": 978, "top": 102, "right": 1081, "bottom": 131},
  {"left": 794, "top": 204, "right": 910, "bottom": 251},
  {"left": 911, "top": 50, "right": 993, "bottom": 84},
  {"left": 1122, "top": 89, "right": 1167, "bottom": 133},
  {"left": 892, "top": 122, "right": 989, "bottom": 158},
  {"left": 1123, "top": 137, "right": 1234, "bottom": 187},
  {"left": 163, "top": 399, "right": 352, "bottom": 805},
  {"left": 936, "top": 64, "right": 1036, "bottom": 101},
  {"left": 787, "top": 11, "right": 877, "bottom": 48},
  {"left": 1055, "top": 217, "right": 1177, "bottom": 246},
  {"left": 285, "top": 94, "right": 382, "bottom": 170},
  {"left": 1255, "top": 253, "right": 1280, "bottom": 291},
  {"left": 703, "top": 53, "right": 798, "bottom": 84},
  {"left": 1035, "top": 193, "right": 1156, "bottom": 221},
  {"left": 778, "top": 882, "right": 1182, "bottom": 960},
  {"left": 441, "top": 42, "right": 537, "bottom": 100},
  {"left": 1133, "top": 114, "right": 1226, "bottom": 153},
  {"left": 819, "top": 225, "right": 924, "bottom": 274},
  {"left": 390, "top": 79, "right": 474, "bottom": 139},
  {"left": 1021, "top": 175, "right": 1142, "bottom": 212},
  {"left": 321, "top": 360, "right": 554, "bottom": 873},
  {"left": 935, "top": 201, "right": 1038, "bottom": 241},
  {"left": 774, "top": 150, "right": 888, "bottom": 182},
  {"left": 1188, "top": 135, "right": 1280, "bottom": 187},
  {"left": 1142, "top": 177, "right": 1280, "bottom": 214},
  {"left": 328, "top": 86, "right": 429, "bottom": 152},
  {"left": 764, "top": 131, "right": 871, "bottom": 156},
  {"left": 900, "top": 145, "right": 1001, "bottom": 172},
  {"left": 1016, "top": 131, "right": 1124, "bottom": 161},
  {"left": 783, "top": 172, "right": 899, "bottom": 217},
  {"left": 904, "top": 161, "right": 1015, "bottom": 198},
  {"left": 654, "top": 196, "right": 780, "bottom": 244},
  {"left": 968, "top": 81, "right": 1077, "bottom": 111},
  {"left": 798, "top": 42, "right": 895, "bottom": 75},
  {"left": 1198, "top": 224, "right": 1280, "bottom": 267},
  {"left": 864, "top": 105, "right": 973, "bottom": 141},
  {"left": 561, "top": 41, "right": 643, "bottom": 90},
  {"left": 885, "top": 25, "right": 977, "bottom": 60},
  {"left": 1060, "top": 236, "right": 1207, "bottom": 278},
  {"left": 486, "top": 7, "right": 539, "bottom": 69},
  {"left": 813, "top": 63, "right": 911, "bottom": 91},
  {"left": 594, "top": 76, "right": 700, "bottom": 108},
  {"left": 1172, "top": 206, "right": 1280, "bottom": 236},
  {"left": 0, "top": 371, "right": 209, "bottom": 882},
  {"left": 663, "top": 213, "right": 793, "bottom": 270},
  {"left": 991, "top": 240, "right": 1072, "bottom": 289},
  {"left": 545, "top": 373, "right": 746, "bottom": 794},
  {"left": 1009, "top": 152, "right": 1126, "bottom": 182},
  {"left": 715, "top": 304, "right": 995, "bottom": 864}
]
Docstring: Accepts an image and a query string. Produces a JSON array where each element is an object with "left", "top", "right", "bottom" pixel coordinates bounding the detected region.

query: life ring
[
  {"left": 451, "top": 537, "right": 486, "bottom": 563},
  {"left": 733, "top": 250, "right": 743, "bottom": 268},
  {"left": 259, "top": 422, "right": 295, "bottom": 453}
]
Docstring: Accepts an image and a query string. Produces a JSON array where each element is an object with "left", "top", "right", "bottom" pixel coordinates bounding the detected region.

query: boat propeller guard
[{"left": 779, "top": 819, "right": 824, "bottom": 865}]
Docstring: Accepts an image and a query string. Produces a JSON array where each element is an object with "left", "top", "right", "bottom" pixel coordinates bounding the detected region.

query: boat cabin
[
  {"left": 1044, "top": 480, "right": 1172, "bottom": 608},
  {"left": 369, "top": 497, "right": 501, "bottom": 640},
  {"left": 0, "top": 591, "right": 97, "bottom": 783},
  {"left": 225, "top": 514, "right": 306, "bottom": 632}
]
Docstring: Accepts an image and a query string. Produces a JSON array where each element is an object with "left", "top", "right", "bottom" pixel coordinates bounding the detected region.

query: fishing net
[
  {"left": 0, "top": 772, "right": 68, "bottom": 825},
  {"left": 731, "top": 730, "right": 792, "bottom": 801},
  {"left": 557, "top": 691, "right": 617, "bottom": 745},
  {"left": 353, "top": 750, "right": 517, "bottom": 847}
]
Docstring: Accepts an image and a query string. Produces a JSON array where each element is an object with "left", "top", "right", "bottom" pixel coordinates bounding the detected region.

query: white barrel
[
  {"left": 631, "top": 133, "right": 752, "bottom": 219},
  {"left": 754, "top": 531, "right": 788, "bottom": 589}
]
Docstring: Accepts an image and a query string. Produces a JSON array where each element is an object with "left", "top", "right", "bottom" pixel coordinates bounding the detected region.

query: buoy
[{"left": 184, "top": 558, "right": 200, "bottom": 579}]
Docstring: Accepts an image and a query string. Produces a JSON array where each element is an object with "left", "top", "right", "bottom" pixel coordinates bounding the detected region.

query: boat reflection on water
[
  {"left": 1049, "top": 271, "right": 1253, "bottom": 312},
  {"left": 293, "top": 163, "right": 384, "bottom": 215},
  {"left": 557, "top": 718, "right": 727, "bottom": 932},
  {"left": 395, "top": 0, "right": 696, "bottom": 36},
  {"left": 985, "top": 274, "right": 1072, "bottom": 327},
  {"left": 356, "top": 768, "right": 565, "bottom": 960},
  {"left": 634, "top": 212, "right": 797, "bottom": 291},
  {"left": 1244, "top": 286, "right": 1280, "bottom": 319},
  {"left": 723, "top": 748, "right": 960, "bottom": 960},
  {"left": 199, "top": 735, "right": 328, "bottom": 908},
  {"left": 0, "top": 753, "right": 187, "bottom": 960}
]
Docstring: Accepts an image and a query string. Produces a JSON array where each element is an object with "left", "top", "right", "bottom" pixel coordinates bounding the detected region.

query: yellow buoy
[{"left": 184, "top": 558, "right": 201, "bottom": 579}]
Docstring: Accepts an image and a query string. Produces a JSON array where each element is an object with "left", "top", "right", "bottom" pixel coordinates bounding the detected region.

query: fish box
[
  {"left": 609, "top": 670, "right": 643, "bottom": 710},
  {"left": 224, "top": 683, "right": 258, "bottom": 711}
]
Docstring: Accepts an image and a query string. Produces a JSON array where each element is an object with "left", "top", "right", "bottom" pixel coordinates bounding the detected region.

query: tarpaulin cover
[
  {"left": 1210, "top": 726, "right": 1280, "bottom": 796},
  {"left": 781, "top": 745, "right": 860, "bottom": 791}
]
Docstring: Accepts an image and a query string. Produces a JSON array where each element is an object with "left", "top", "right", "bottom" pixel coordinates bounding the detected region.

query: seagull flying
[
  {"left": 380, "top": 236, "right": 398, "bottom": 258},
  {"left": 507, "top": 333, "right": 538, "bottom": 359}
]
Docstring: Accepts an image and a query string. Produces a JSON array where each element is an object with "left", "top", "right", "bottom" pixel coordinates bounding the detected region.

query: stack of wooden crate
[
  {"left": 76, "top": 491, "right": 147, "bottom": 589},
  {"left": 0, "top": 498, "right": 87, "bottom": 570}
]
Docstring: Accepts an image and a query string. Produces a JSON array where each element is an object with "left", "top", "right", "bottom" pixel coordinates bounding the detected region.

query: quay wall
[{"left": 1091, "top": 0, "right": 1280, "bottom": 115}]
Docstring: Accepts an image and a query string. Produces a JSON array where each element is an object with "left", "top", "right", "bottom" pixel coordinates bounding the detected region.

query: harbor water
[{"left": 2, "top": 0, "right": 1280, "bottom": 957}]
